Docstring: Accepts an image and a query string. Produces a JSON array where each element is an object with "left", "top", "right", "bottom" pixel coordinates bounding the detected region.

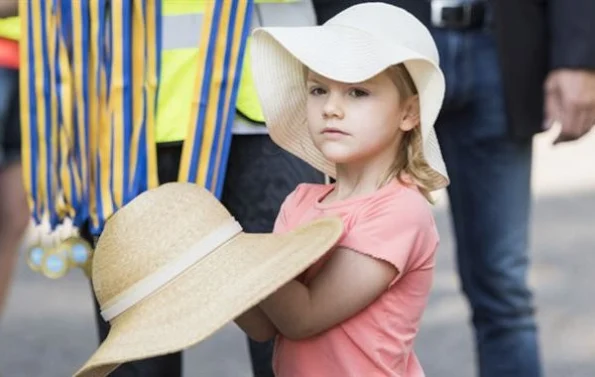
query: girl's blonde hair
[{"left": 383, "top": 64, "right": 443, "bottom": 203}]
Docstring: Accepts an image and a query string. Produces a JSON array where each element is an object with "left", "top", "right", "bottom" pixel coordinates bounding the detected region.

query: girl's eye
[
  {"left": 309, "top": 87, "right": 326, "bottom": 96},
  {"left": 349, "top": 88, "right": 369, "bottom": 98}
]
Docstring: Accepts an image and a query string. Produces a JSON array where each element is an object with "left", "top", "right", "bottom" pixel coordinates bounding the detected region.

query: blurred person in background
[
  {"left": 80, "top": 2, "right": 323, "bottom": 377},
  {"left": 0, "top": 1, "right": 30, "bottom": 322}
]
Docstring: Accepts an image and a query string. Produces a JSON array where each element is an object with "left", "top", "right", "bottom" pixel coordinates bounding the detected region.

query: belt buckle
[{"left": 431, "top": 0, "right": 473, "bottom": 29}]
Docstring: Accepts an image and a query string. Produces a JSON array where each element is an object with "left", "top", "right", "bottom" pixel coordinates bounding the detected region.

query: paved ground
[{"left": 1, "top": 129, "right": 594, "bottom": 377}]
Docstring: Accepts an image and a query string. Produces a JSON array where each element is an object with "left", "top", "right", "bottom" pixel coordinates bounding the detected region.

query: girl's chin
[
  {"left": 320, "top": 152, "right": 359, "bottom": 165},
  {"left": 316, "top": 143, "right": 364, "bottom": 165}
]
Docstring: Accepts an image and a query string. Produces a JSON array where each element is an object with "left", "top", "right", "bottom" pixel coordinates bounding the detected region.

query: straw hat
[
  {"left": 250, "top": 2, "right": 449, "bottom": 189},
  {"left": 73, "top": 182, "right": 343, "bottom": 377}
]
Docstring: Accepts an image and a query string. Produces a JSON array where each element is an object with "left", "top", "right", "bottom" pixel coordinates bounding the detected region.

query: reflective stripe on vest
[
  {"left": 155, "top": 0, "right": 311, "bottom": 143},
  {"left": 0, "top": 17, "right": 20, "bottom": 41}
]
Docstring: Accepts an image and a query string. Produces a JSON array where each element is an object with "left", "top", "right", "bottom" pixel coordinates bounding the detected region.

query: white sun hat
[{"left": 250, "top": 2, "right": 449, "bottom": 189}]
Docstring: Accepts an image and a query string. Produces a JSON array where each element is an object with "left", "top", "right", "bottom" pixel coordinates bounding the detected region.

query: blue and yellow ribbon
[
  {"left": 129, "top": 0, "right": 160, "bottom": 197},
  {"left": 19, "top": 0, "right": 40, "bottom": 224},
  {"left": 129, "top": 0, "right": 147, "bottom": 200},
  {"left": 21, "top": 0, "right": 163, "bottom": 274},
  {"left": 144, "top": 0, "right": 161, "bottom": 191},
  {"left": 89, "top": 0, "right": 114, "bottom": 235},
  {"left": 56, "top": 0, "right": 85, "bottom": 224},
  {"left": 88, "top": 0, "right": 161, "bottom": 236},
  {"left": 21, "top": 0, "right": 83, "bottom": 278},
  {"left": 21, "top": 0, "right": 60, "bottom": 228},
  {"left": 71, "top": 0, "right": 91, "bottom": 227},
  {"left": 211, "top": 0, "right": 253, "bottom": 196},
  {"left": 178, "top": 0, "right": 254, "bottom": 198}
]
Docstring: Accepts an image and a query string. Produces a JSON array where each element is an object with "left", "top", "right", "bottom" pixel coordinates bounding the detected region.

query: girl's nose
[{"left": 322, "top": 93, "right": 344, "bottom": 119}]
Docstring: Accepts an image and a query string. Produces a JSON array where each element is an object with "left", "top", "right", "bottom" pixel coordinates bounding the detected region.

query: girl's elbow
[
  {"left": 278, "top": 323, "right": 321, "bottom": 341},
  {"left": 248, "top": 328, "right": 278, "bottom": 343}
]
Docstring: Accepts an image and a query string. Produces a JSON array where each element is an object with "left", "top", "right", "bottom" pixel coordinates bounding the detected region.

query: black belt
[
  {"left": 389, "top": 0, "right": 489, "bottom": 30},
  {"left": 431, "top": 0, "right": 488, "bottom": 29}
]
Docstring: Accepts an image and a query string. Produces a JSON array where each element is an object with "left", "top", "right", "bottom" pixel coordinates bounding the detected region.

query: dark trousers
[
  {"left": 86, "top": 134, "right": 324, "bottom": 376},
  {"left": 432, "top": 26, "right": 541, "bottom": 377}
]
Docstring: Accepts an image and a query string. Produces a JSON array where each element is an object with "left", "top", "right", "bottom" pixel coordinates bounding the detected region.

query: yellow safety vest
[
  {"left": 156, "top": 0, "right": 305, "bottom": 143},
  {"left": 0, "top": 17, "right": 20, "bottom": 41},
  {"left": 4, "top": 2, "right": 307, "bottom": 143}
]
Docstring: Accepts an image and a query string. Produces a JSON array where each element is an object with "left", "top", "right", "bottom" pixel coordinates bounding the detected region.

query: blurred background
[{"left": 1, "top": 1, "right": 595, "bottom": 376}]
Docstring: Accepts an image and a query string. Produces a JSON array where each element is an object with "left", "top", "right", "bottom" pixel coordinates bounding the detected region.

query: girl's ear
[{"left": 399, "top": 95, "right": 420, "bottom": 132}]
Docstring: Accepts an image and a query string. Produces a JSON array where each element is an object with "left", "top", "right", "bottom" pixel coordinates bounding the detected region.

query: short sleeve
[
  {"left": 273, "top": 191, "right": 296, "bottom": 234},
  {"left": 340, "top": 194, "right": 438, "bottom": 280},
  {"left": 272, "top": 183, "right": 320, "bottom": 234}
]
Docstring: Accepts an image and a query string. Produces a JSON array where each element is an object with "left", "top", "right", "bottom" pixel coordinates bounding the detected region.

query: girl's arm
[
  {"left": 259, "top": 246, "right": 398, "bottom": 340},
  {"left": 235, "top": 306, "right": 278, "bottom": 342}
]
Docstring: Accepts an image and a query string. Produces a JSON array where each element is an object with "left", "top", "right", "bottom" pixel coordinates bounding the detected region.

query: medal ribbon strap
[
  {"left": 177, "top": 0, "right": 222, "bottom": 185},
  {"left": 210, "top": 0, "right": 253, "bottom": 197},
  {"left": 108, "top": 0, "right": 129, "bottom": 209},
  {"left": 129, "top": 0, "right": 147, "bottom": 198},
  {"left": 129, "top": 0, "right": 161, "bottom": 196},
  {"left": 90, "top": 0, "right": 116, "bottom": 235},
  {"left": 22, "top": 0, "right": 60, "bottom": 229},
  {"left": 89, "top": 0, "right": 160, "bottom": 235},
  {"left": 144, "top": 0, "right": 161, "bottom": 191},
  {"left": 19, "top": 1, "right": 42, "bottom": 224},
  {"left": 71, "top": 0, "right": 92, "bottom": 228},
  {"left": 88, "top": 0, "right": 101, "bottom": 233},
  {"left": 177, "top": 0, "right": 254, "bottom": 197},
  {"left": 44, "top": 0, "right": 60, "bottom": 229},
  {"left": 23, "top": 0, "right": 161, "bottom": 236},
  {"left": 55, "top": 0, "right": 85, "bottom": 224}
]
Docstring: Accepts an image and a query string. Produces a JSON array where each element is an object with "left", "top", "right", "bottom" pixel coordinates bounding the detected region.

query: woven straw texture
[{"left": 74, "top": 182, "right": 343, "bottom": 377}]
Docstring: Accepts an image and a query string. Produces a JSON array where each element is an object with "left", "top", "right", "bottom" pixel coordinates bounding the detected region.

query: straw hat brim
[
  {"left": 251, "top": 25, "right": 449, "bottom": 188},
  {"left": 73, "top": 217, "right": 343, "bottom": 377}
]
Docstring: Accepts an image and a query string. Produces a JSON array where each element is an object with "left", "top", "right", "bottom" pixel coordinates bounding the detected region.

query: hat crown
[
  {"left": 92, "top": 183, "right": 233, "bottom": 307},
  {"left": 326, "top": 2, "right": 440, "bottom": 65}
]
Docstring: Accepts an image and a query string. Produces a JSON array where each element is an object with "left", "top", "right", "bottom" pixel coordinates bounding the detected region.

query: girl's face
[{"left": 306, "top": 69, "right": 418, "bottom": 171}]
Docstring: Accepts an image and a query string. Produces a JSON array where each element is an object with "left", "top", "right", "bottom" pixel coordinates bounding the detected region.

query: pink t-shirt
[{"left": 272, "top": 179, "right": 439, "bottom": 377}]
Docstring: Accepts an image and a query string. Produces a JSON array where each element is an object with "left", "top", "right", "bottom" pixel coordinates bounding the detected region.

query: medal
[
  {"left": 25, "top": 221, "right": 52, "bottom": 274},
  {"left": 40, "top": 245, "right": 71, "bottom": 279},
  {"left": 64, "top": 236, "right": 93, "bottom": 277},
  {"left": 26, "top": 244, "right": 47, "bottom": 272},
  {"left": 58, "top": 219, "right": 94, "bottom": 278},
  {"left": 39, "top": 231, "right": 71, "bottom": 279}
]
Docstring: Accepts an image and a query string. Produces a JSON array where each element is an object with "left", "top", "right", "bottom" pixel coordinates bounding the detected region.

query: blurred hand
[{"left": 544, "top": 69, "right": 595, "bottom": 144}]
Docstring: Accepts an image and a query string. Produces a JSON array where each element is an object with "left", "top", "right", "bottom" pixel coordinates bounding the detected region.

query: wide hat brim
[
  {"left": 73, "top": 217, "right": 343, "bottom": 377},
  {"left": 251, "top": 24, "right": 449, "bottom": 189}
]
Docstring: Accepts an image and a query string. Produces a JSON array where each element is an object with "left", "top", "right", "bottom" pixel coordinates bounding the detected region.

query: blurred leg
[
  {"left": 0, "top": 68, "right": 28, "bottom": 319},
  {"left": 0, "top": 162, "right": 29, "bottom": 317},
  {"left": 220, "top": 135, "right": 324, "bottom": 377},
  {"left": 433, "top": 27, "right": 542, "bottom": 377}
]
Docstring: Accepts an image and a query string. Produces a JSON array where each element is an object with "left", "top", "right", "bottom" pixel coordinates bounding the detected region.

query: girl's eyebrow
[{"left": 306, "top": 81, "right": 327, "bottom": 90}]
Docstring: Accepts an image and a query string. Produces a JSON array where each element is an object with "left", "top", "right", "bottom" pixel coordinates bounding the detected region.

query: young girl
[{"left": 236, "top": 3, "right": 449, "bottom": 376}]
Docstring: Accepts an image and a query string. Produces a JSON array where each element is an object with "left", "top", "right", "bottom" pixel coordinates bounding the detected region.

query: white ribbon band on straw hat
[
  {"left": 74, "top": 183, "right": 344, "bottom": 377},
  {"left": 100, "top": 218, "right": 243, "bottom": 322}
]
